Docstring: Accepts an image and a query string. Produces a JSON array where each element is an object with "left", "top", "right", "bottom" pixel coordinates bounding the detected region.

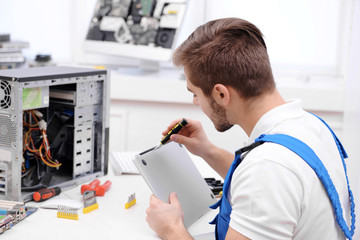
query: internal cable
[{"left": 23, "top": 110, "right": 61, "bottom": 169}]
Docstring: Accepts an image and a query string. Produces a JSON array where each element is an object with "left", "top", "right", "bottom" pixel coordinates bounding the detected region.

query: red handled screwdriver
[{"left": 33, "top": 187, "right": 61, "bottom": 202}]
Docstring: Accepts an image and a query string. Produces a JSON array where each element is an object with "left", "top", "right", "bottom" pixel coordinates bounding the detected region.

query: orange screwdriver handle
[
  {"left": 95, "top": 180, "right": 112, "bottom": 196},
  {"left": 33, "top": 187, "right": 61, "bottom": 202},
  {"left": 81, "top": 179, "right": 100, "bottom": 194}
]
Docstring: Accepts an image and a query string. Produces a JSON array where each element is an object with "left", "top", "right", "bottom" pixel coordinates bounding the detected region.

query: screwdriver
[
  {"left": 154, "top": 118, "right": 188, "bottom": 149},
  {"left": 33, "top": 187, "right": 61, "bottom": 202}
]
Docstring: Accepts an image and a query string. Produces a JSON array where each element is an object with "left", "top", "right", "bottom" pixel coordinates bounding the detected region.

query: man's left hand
[{"left": 146, "top": 192, "right": 193, "bottom": 240}]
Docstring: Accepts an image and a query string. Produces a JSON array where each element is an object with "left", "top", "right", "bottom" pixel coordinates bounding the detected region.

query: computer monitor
[{"left": 83, "top": 0, "right": 188, "bottom": 72}]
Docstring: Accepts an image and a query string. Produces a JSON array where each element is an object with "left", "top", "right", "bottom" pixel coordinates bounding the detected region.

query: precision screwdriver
[{"left": 154, "top": 118, "right": 188, "bottom": 149}]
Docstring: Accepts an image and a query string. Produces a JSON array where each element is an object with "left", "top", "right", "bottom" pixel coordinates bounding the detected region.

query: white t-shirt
[{"left": 229, "top": 99, "right": 351, "bottom": 240}]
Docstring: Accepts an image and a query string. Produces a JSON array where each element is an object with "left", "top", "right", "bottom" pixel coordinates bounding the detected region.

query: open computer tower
[{"left": 0, "top": 66, "right": 109, "bottom": 201}]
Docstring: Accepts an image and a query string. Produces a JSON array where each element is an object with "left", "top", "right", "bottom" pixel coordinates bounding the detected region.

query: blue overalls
[{"left": 210, "top": 116, "right": 356, "bottom": 240}]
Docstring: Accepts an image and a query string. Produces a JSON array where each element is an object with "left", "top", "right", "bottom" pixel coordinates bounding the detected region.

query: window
[{"left": 205, "top": 0, "right": 346, "bottom": 77}]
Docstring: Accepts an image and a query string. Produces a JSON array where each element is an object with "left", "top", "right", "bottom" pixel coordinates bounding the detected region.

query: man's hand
[
  {"left": 163, "top": 118, "right": 234, "bottom": 179},
  {"left": 162, "top": 119, "right": 213, "bottom": 159},
  {"left": 146, "top": 192, "right": 193, "bottom": 240}
]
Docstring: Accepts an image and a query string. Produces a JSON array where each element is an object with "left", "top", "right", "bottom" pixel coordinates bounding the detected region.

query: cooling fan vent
[{"left": 0, "top": 81, "right": 12, "bottom": 109}]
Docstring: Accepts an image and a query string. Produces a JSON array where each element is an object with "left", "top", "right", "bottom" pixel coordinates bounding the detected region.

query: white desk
[{"left": 4, "top": 166, "right": 216, "bottom": 240}]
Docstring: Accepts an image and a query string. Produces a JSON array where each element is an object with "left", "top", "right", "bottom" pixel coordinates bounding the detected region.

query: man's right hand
[
  {"left": 162, "top": 118, "right": 213, "bottom": 159},
  {"left": 162, "top": 118, "right": 234, "bottom": 179}
]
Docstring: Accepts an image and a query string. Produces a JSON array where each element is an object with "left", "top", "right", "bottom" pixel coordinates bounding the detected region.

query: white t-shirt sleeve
[{"left": 229, "top": 146, "right": 305, "bottom": 240}]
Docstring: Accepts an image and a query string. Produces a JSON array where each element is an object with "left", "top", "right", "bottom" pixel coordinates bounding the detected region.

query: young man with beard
[{"left": 145, "top": 18, "right": 355, "bottom": 240}]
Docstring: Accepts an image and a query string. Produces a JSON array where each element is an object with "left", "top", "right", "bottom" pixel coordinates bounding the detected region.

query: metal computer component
[
  {"left": 155, "top": 28, "right": 176, "bottom": 48},
  {"left": 85, "top": 0, "right": 187, "bottom": 51}
]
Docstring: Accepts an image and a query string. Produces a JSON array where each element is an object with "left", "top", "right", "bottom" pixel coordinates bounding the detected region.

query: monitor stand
[
  {"left": 116, "top": 60, "right": 161, "bottom": 76},
  {"left": 140, "top": 60, "right": 160, "bottom": 72}
]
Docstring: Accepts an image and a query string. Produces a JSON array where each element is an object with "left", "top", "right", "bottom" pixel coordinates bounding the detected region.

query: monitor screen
[{"left": 83, "top": 0, "right": 187, "bottom": 66}]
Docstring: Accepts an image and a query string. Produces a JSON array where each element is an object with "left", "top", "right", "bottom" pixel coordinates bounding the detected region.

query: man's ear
[{"left": 212, "top": 84, "right": 230, "bottom": 106}]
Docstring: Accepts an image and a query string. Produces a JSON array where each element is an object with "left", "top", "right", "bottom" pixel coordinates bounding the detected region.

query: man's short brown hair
[{"left": 173, "top": 18, "right": 275, "bottom": 99}]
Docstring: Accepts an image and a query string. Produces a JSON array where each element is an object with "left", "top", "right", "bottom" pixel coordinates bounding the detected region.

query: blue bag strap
[{"left": 255, "top": 134, "right": 355, "bottom": 239}]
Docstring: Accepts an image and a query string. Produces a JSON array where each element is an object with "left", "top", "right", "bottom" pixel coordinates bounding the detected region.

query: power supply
[{"left": 0, "top": 66, "right": 109, "bottom": 201}]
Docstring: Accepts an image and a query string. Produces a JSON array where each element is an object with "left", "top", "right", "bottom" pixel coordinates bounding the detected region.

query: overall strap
[
  {"left": 310, "top": 113, "right": 356, "bottom": 236},
  {"left": 209, "top": 141, "right": 266, "bottom": 240},
  {"left": 310, "top": 113, "right": 348, "bottom": 159},
  {"left": 255, "top": 134, "right": 355, "bottom": 239}
]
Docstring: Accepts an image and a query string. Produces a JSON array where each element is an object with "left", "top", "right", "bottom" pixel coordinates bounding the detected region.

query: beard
[{"left": 210, "top": 98, "right": 233, "bottom": 132}]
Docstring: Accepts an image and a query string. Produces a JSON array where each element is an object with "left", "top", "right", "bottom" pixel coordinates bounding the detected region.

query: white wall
[
  {"left": 205, "top": 0, "right": 343, "bottom": 74},
  {"left": 0, "top": 0, "right": 73, "bottom": 62},
  {"left": 343, "top": 1, "right": 360, "bottom": 238}
]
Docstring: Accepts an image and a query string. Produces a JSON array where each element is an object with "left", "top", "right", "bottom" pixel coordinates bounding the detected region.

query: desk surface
[{"left": 4, "top": 166, "right": 216, "bottom": 240}]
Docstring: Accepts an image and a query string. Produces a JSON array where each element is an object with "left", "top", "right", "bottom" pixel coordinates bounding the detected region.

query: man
[{"left": 146, "top": 18, "right": 354, "bottom": 240}]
